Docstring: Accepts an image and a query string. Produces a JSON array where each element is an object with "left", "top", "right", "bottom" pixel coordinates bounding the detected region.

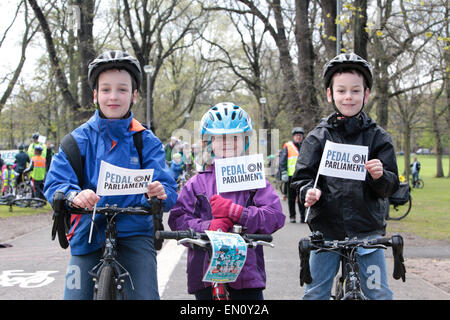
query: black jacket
[{"left": 291, "top": 112, "right": 399, "bottom": 240}]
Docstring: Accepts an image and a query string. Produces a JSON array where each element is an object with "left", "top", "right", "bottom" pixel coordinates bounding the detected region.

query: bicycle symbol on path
[{"left": 0, "top": 270, "right": 58, "bottom": 288}]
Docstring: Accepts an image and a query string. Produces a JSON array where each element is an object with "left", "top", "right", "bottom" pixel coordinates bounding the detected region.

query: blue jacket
[
  {"left": 170, "top": 161, "right": 183, "bottom": 180},
  {"left": 44, "top": 110, "right": 178, "bottom": 255}
]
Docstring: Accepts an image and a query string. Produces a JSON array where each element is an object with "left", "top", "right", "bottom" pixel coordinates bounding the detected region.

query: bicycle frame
[{"left": 333, "top": 247, "right": 366, "bottom": 300}]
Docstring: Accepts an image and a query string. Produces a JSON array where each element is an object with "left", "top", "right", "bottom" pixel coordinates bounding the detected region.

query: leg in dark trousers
[{"left": 287, "top": 177, "right": 297, "bottom": 222}]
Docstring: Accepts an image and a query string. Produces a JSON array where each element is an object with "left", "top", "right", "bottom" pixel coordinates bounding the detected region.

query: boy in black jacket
[{"left": 292, "top": 53, "right": 399, "bottom": 300}]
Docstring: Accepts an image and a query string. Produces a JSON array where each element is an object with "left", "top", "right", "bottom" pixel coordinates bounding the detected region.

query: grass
[
  {"left": 386, "top": 155, "right": 450, "bottom": 241},
  {"left": 0, "top": 203, "right": 52, "bottom": 218}
]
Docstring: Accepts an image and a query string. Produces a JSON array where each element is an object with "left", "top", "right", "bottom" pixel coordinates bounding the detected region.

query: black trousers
[{"left": 287, "top": 177, "right": 305, "bottom": 220}]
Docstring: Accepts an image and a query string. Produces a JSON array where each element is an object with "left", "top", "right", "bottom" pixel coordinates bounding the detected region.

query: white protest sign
[
  {"left": 215, "top": 154, "right": 266, "bottom": 193},
  {"left": 304, "top": 140, "right": 369, "bottom": 223},
  {"left": 318, "top": 140, "right": 368, "bottom": 181},
  {"left": 96, "top": 160, "right": 154, "bottom": 196}
]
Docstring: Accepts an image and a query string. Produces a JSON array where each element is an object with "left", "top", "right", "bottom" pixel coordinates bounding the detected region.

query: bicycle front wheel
[
  {"left": 13, "top": 198, "right": 46, "bottom": 208},
  {"left": 94, "top": 265, "right": 116, "bottom": 300},
  {"left": 416, "top": 179, "right": 424, "bottom": 189},
  {"left": 388, "top": 196, "right": 412, "bottom": 220}
]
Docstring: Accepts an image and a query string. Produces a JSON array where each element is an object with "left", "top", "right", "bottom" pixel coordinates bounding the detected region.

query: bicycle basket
[{"left": 389, "top": 183, "right": 410, "bottom": 206}]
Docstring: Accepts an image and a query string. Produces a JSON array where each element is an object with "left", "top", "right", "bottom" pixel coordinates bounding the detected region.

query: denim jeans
[
  {"left": 303, "top": 247, "right": 393, "bottom": 300},
  {"left": 64, "top": 235, "right": 159, "bottom": 300}
]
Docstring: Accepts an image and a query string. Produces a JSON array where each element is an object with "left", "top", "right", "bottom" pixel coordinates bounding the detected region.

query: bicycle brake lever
[
  {"left": 177, "top": 238, "right": 210, "bottom": 248},
  {"left": 250, "top": 240, "right": 274, "bottom": 248}
]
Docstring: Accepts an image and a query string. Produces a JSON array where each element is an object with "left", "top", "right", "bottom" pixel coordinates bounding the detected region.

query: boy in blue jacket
[{"left": 44, "top": 50, "right": 177, "bottom": 300}]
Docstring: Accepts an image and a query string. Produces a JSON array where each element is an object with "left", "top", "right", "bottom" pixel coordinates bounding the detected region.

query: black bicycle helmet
[
  {"left": 291, "top": 127, "right": 304, "bottom": 135},
  {"left": 323, "top": 53, "right": 373, "bottom": 90},
  {"left": 88, "top": 50, "right": 142, "bottom": 90}
]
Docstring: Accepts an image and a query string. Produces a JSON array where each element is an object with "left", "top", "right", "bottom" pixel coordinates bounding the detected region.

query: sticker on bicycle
[
  {"left": 202, "top": 231, "right": 248, "bottom": 283},
  {"left": 214, "top": 154, "right": 266, "bottom": 193},
  {"left": 318, "top": 140, "right": 368, "bottom": 181},
  {"left": 96, "top": 160, "right": 154, "bottom": 196}
]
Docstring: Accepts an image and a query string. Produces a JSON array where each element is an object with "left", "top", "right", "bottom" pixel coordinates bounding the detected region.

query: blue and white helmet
[{"left": 200, "top": 102, "right": 253, "bottom": 139}]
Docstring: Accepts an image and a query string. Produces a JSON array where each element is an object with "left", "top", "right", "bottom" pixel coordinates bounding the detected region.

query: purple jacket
[{"left": 168, "top": 165, "right": 285, "bottom": 294}]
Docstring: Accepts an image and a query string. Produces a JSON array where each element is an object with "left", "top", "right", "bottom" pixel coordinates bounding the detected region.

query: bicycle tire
[
  {"left": 388, "top": 195, "right": 411, "bottom": 220},
  {"left": 416, "top": 179, "right": 424, "bottom": 189},
  {"left": 13, "top": 198, "right": 46, "bottom": 208},
  {"left": 16, "top": 183, "right": 33, "bottom": 198},
  {"left": 94, "top": 265, "right": 116, "bottom": 300},
  {"left": 333, "top": 276, "right": 344, "bottom": 300}
]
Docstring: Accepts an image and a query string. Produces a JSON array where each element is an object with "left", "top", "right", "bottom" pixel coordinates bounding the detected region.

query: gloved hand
[
  {"left": 281, "top": 171, "right": 289, "bottom": 182},
  {"left": 210, "top": 195, "right": 243, "bottom": 223},
  {"left": 209, "top": 218, "right": 233, "bottom": 232}
]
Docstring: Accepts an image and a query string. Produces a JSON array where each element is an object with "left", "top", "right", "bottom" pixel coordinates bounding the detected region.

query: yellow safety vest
[
  {"left": 31, "top": 155, "right": 46, "bottom": 181},
  {"left": 285, "top": 141, "right": 299, "bottom": 176}
]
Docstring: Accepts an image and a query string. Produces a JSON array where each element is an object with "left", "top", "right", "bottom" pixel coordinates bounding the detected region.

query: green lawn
[
  {"left": 387, "top": 155, "right": 450, "bottom": 241},
  {"left": 0, "top": 203, "right": 52, "bottom": 218}
]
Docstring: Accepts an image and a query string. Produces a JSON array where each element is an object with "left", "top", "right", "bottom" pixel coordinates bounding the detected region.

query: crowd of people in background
[{"left": 0, "top": 132, "right": 54, "bottom": 199}]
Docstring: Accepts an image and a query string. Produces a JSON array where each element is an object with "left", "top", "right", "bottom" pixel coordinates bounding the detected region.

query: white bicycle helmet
[
  {"left": 88, "top": 50, "right": 142, "bottom": 90},
  {"left": 323, "top": 53, "right": 373, "bottom": 89}
]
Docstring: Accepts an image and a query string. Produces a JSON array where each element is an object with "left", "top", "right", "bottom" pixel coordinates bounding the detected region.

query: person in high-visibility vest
[
  {"left": 279, "top": 127, "right": 305, "bottom": 223},
  {"left": 24, "top": 145, "right": 46, "bottom": 200},
  {"left": 2, "top": 162, "right": 17, "bottom": 195},
  {"left": 27, "top": 132, "right": 47, "bottom": 159}
]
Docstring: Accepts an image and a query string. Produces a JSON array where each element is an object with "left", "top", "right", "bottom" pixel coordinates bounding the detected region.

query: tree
[
  {"left": 0, "top": 1, "right": 37, "bottom": 115},
  {"left": 117, "top": 0, "right": 206, "bottom": 133},
  {"left": 28, "top": 0, "right": 82, "bottom": 122}
]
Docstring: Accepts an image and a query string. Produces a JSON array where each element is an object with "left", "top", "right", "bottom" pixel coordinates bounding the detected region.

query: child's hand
[
  {"left": 147, "top": 181, "right": 167, "bottom": 200},
  {"left": 210, "top": 195, "right": 243, "bottom": 222},
  {"left": 304, "top": 188, "right": 321, "bottom": 208},
  {"left": 365, "top": 159, "right": 383, "bottom": 180},
  {"left": 71, "top": 189, "right": 100, "bottom": 210}
]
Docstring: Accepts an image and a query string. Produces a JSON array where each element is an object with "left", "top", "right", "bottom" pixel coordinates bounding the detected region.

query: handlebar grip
[
  {"left": 155, "top": 230, "right": 194, "bottom": 240},
  {"left": 245, "top": 234, "right": 273, "bottom": 242},
  {"left": 369, "top": 237, "right": 391, "bottom": 245}
]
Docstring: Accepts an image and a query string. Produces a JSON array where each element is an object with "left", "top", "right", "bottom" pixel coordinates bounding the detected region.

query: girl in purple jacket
[{"left": 168, "top": 102, "right": 285, "bottom": 300}]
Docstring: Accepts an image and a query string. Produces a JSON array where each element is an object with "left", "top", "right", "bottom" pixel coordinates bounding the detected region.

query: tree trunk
[
  {"left": 77, "top": 0, "right": 96, "bottom": 122},
  {"left": 28, "top": 0, "right": 81, "bottom": 120},
  {"left": 295, "top": 0, "right": 320, "bottom": 132},
  {"left": 320, "top": 0, "right": 336, "bottom": 60},
  {"left": 353, "top": 0, "right": 368, "bottom": 59}
]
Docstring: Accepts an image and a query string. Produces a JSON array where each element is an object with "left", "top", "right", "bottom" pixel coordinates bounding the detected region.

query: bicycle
[
  {"left": 155, "top": 226, "right": 274, "bottom": 300},
  {"left": 51, "top": 191, "right": 164, "bottom": 300},
  {"left": 387, "top": 182, "right": 412, "bottom": 220},
  {"left": 298, "top": 231, "right": 406, "bottom": 300},
  {"left": 0, "top": 192, "right": 46, "bottom": 212},
  {"left": 15, "top": 172, "right": 34, "bottom": 199},
  {"left": 411, "top": 177, "right": 424, "bottom": 189}
]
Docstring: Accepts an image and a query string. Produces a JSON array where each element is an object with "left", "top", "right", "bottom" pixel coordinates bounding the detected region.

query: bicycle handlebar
[
  {"left": 156, "top": 229, "right": 273, "bottom": 243},
  {"left": 51, "top": 190, "right": 165, "bottom": 250},
  {"left": 298, "top": 232, "right": 406, "bottom": 287}
]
